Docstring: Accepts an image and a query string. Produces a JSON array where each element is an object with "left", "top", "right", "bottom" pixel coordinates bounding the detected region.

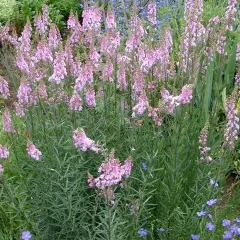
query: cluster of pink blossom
[
  {"left": 88, "top": 152, "right": 132, "bottom": 196},
  {"left": 106, "top": 10, "right": 117, "bottom": 30},
  {"left": 225, "top": 0, "right": 237, "bottom": 23},
  {"left": 102, "top": 59, "right": 113, "bottom": 82},
  {"left": 49, "top": 51, "right": 67, "bottom": 84},
  {"left": 0, "top": 25, "right": 18, "bottom": 45},
  {"left": 199, "top": 124, "right": 212, "bottom": 162},
  {"left": 2, "top": 108, "right": 15, "bottom": 133},
  {"left": 161, "top": 85, "right": 193, "bottom": 113},
  {"left": 48, "top": 24, "right": 61, "bottom": 50},
  {"left": 0, "top": 144, "right": 9, "bottom": 159},
  {"left": 85, "top": 88, "right": 96, "bottom": 107},
  {"left": 235, "top": 69, "right": 240, "bottom": 87},
  {"left": 132, "top": 94, "right": 149, "bottom": 118},
  {"left": 17, "top": 81, "right": 32, "bottom": 105},
  {"left": 35, "top": 41, "right": 53, "bottom": 62},
  {"left": 34, "top": 4, "right": 50, "bottom": 35},
  {"left": 181, "top": 0, "right": 205, "bottom": 72},
  {"left": 69, "top": 93, "right": 82, "bottom": 111},
  {"left": 147, "top": 106, "right": 163, "bottom": 126},
  {"left": 147, "top": 2, "right": 157, "bottom": 25},
  {"left": 82, "top": 6, "right": 102, "bottom": 31},
  {"left": 26, "top": 143, "right": 42, "bottom": 160},
  {"left": 73, "top": 129, "right": 101, "bottom": 153},
  {"left": 224, "top": 96, "right": 239, "bottom": 149},
  {"left": 217, "top": 31, "right": 227, "bottom": 55},
  {"left": 0, "top": 76, "right": 10, "bottom": 99},
  {"left": 237, "top": 43, "right": 240, "bottom": 62}
]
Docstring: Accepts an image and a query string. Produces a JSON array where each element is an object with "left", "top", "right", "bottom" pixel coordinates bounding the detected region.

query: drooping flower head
[
  {"left": 26, "top": 143, "right": 42, "bottom": 160},
  {"left": 73, "top": 129, "right": 101, "bottom": 153},
  {"left": 88, "top": 152, "right": 132, "bottom": 189}
]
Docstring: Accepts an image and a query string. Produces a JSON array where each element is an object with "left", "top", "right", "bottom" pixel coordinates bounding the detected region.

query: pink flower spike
[
  {"left": 26, "top": 143, "right": 42, "bottom": 160},
  {"left": 17, "top": 81, "right": 32, "bottom": 105},
  {"left": 0, "top": 76, "right": 10, "bottom": 99},
  {"left": 0, "top": 144, "right": 9, "bottom": 159},
  {"left": 2, "top": 108, "right": 15, "bottom": 133},
  {"left": 147, "top": 2, "right": 157, "bottom": 25},
  {"left": 86, "top": 88, "right": 96, "bottom": 107},
  {"left": 69, "top": 92, "right": 83, "bottom": 111},
  {"left": 49, "top": 51, "right": 67, "bottom": 84}
]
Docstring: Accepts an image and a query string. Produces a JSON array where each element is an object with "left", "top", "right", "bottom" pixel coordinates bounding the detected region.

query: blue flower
[
  {"left": 142, "top": 162, "right": 147, "bottom": 170},
  {"left": 157, "top": 228, "right": 166, "bottom": 232},
  {"left": 206, "top": 222, "right": 215, "bottom": 231},
  {"left": 21, "top": 231, "right": 32, "bottom": 240},
  {"left": 223, "top": 231, "right": 232, "bottom": 240},
  {"left": 191, "top": 234, "right": 200, "bottom": 240},
  {"left": 222, "top": 219, "right": 231, "bottom": 227},
  {"left": 208, "top": 214, "right": 213, "bottom": 220},
  {"left": 230, "top": 224, "right": 239, "bottom": 234},
  {"left": 234, "top": 218, "right": 240, "bottom": 224},
  {"left": 209, "top": 179, "right": 218, "bottom": 188},
  {"left": 206, "top": 199, "right": 217, "bottom": 206},
  {"left": 197, "top": 211, "right": 206, "bottom": 217},
  {"left": 138, "top": 228, "right": 148, "bottom": 237}
]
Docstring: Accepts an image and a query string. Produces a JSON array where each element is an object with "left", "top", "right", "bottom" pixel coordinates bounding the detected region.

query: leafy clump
[{"left": 0, "top": 0, "right": 16, "bottom": 23}]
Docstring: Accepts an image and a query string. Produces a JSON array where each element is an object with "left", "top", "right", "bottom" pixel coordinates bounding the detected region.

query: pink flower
[
  {"left": 73, "top": 129, "right": 101, "bottom": 153},
  {"left": 2, "top": 108, "right": 15, "bottom": 133},
  {"left": 132, "top": 94, "right": 149, "bottom": 118},
  {"left": 48, "top": 24, "right": 61, "bottom": 50},
  {"left": 147, "top": 2, "right": 157, "bottom": 25},
  {"left": 224, "top": 96, "right": 239, "bottom": 149},
  {"left": 15, "top": 102, "right": 25, "bottom": 117},
  {"left": 0, "top": 144, "right": 9, "bottom": 159},
  {"left": 237, "top": 44, "right": 240, "bottom": 62},
  {"left": 26, "top": 143, "right": 42, "bottom": 160},
  {"left": 0, "top": 76, "right": 10, "bottom": 99},
  {"left": 102, "top": 59, "right": 113, "bottom": 82},
  {"left": 34, "top": 14, "right": 47, "bottom": 35},
  {"left": 49, "top": 51, "right": 67, "bottom": 84},
  {"left": 42, "top": 4, "right": 50, "bottom": 27},
  {"left": 18, "top": 20, "right": 32, "bottom": 54},
  {"left": 86, "top": 88, "right": 96, "bottom": 107},
  {"left": 82, "top": 6, "right": 102, "bottom": 31},
  {"left": 69, "top": 93, "right": 82, "bottom": 111},
  {"left": 106, "top": 10, "right": 116, "bottom": 30},
  {"left": 117, "top": 66, "right": 127, "bottom": 90},
  {"left": 35, "top": 41, "right": 53, "bottom": 62},
  {"left": 88, "top": 152, "right": 132, "bottom": 189},
  {"left": 179, "top": 84, "right": 193, "bottom": 104},
  {"left": 17, "top": 81, "right": 31, "bottom": 105},
  {"left": 100, "top": 32, "right": 121, "bottom": 56},
  {"left": 199, "top": 123, "right": 212, "bottom": 162},
  {"left": 89, "top": 47, "right": 101, "bottom": 69}
]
